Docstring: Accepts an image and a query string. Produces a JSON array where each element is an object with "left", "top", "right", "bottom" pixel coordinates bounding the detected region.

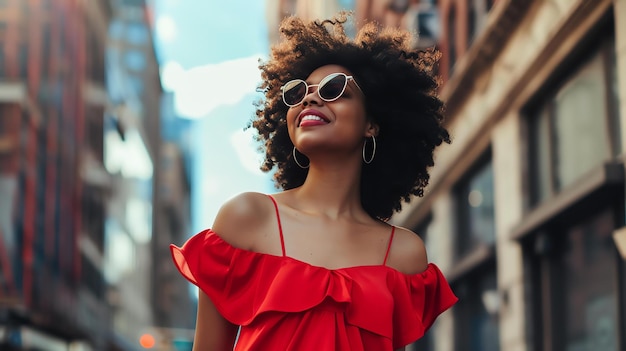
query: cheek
[
  {"left": 286, "top": 108, "right": 298, "bottom": 128},
  {"left": 338, "top": 105, "right": 367, "bottom": 126},
  {"left": 286, "top": 109, "right": 298, "bottom": 140}
]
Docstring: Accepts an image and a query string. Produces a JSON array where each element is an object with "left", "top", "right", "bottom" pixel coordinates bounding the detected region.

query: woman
[{"left": 171, "top": 13, "right": 457, "bottom": 351}]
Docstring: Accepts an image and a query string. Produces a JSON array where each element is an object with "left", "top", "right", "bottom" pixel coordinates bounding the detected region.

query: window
[
  {"left": 109, "top": 20, "right": 124, "bottom": 40},
  {"left": 88, "top": 31, "right": 105, "bottom": 84},
  {"left": 530, "top": 208, "right": 621, "bottom": 351},
  {"left": 454, "top": 267, "right": 500, "bottom": 351},
  {"left": 528, "top": 36, "right": 619, "bottom": 205},
  {"left": 124, "top": 50, "right": 146, "bottom": 71},
  {"left": 0, "top": 42, "right": 5, "bottom": 78},
  {"left": 467, "top": 1, "right": 476, "bottom": 46},
  {"left": 127, "top": 75, "right": 144, "bottom": 95},
  {"left": 447, "top": 4, "right": 456, "bottom": 75},
  {"left": 41, "top": 25, "right": 51, "bottom": 78},
  {"left": 126, "top": 22, "right": 148, "bottom": 45},
  {"left": 454, "top": 152, "right": 495, "bottom": 258},
  {"left": 412, "top": 2, "right": 439, "bottom": 48},
  {"left": 467, "top": 0, "right": 494, "bottom": 45},
  {"left": 18, "top": 44, "right": 27, "bottom": 78},
  {"left": 451, "top": 152, "right": 499, "bottom": 350}
]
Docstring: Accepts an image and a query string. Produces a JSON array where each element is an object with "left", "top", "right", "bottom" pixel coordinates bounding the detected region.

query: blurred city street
[{"left": 1, "top": 0, "right": 626, "bottom": 350}]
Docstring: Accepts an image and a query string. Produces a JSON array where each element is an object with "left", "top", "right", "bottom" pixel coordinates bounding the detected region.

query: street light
[{"left": 139, "top": 333, "right": 156, "bottom": 349}]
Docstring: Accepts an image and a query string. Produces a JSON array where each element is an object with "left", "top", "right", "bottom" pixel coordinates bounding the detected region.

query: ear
[{"left": 365, "top": 121, "right": 379, "bottom": 138}]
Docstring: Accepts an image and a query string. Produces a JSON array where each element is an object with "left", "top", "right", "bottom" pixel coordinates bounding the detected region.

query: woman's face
[{"left": 285, "top": 64, "right": 375, "bottom": 158}]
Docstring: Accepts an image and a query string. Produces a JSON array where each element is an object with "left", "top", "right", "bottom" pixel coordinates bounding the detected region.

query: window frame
[
  {"left": 451, "top": 261, "right": 500, "bottom": 351},
  {"left": 522, "top": 202, "right": 624, "bottom": 351},
  {"left": 523, "top": 21, "right": 619, "bottom": 209},
  {"left": 448, "top": 148, "right": 499, "bottom": 350},
  {"left": 452, "top": 148, "right": 495, "bottom": 262}
]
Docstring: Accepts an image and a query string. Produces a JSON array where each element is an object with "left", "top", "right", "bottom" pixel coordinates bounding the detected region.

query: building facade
[
  {"left": 105, "top": 0, "right": 164, "bottom": 349},
  {"left": 0, "top": 0, "right": 186, "bottom": 350},
  {"left": 150, "top": 91, "right": 196, "bottom": 349},
  {"left": 390, "top": 0, "right": 626, "bottom": 350},
  {"left": 0, "top": 0, "right": 113, "bottom": 349}
]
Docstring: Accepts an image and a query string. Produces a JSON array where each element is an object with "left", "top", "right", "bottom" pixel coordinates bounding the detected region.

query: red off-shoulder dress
[{"left": 170, "top": 196, "right": 457, "bottom": 351}]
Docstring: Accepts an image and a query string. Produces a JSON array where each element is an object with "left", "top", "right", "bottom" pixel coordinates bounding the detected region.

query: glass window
[
  {"left": 0, "top": 43, "right": 5, "bottom": 78},
  {"left": 109, "top": 20, "right": 124, "bottom": 39},
  {"left": 104, "top": 220, "right": 136, "bottom": 283},
  {"left": 18, "top": 44, "right": 27, "bottom": 78},
  {"left": 127, "top": 75, "right": 144, "bottom": 95},
  {"left": 447, "top": 5, "right": 456, "bottom": 75},
  {"left": 553, "top": 53, "right": 610, "bottom": 189},
  {"left": 528, "top": 37, "right": 618, "bottom": 205},
  {"left": 454, "top": 268, "right": 500, "bottom": 351},
  {"left": 547, "top": 209, "right": 619, "bottom": 350},
  {"left": 124, "top": 50, "right": 146, "bottom": 71},
  {"left": 126, "top": 22, "right": 148, "bottom": 45},
  {"left": 467, "top": 1, "right": 476, "bottom": 46},
  {"left": 416, "top": 6, "right": 440, "bottom": 45},
  {"left": 41, "top": 25, "right": 51, "bottom": 78},
  {"left": 451, "top": 152, "right": 499, "bottom": 350},
  {"left": 455, "top": 154, "right": 495, "bottom": 258}
]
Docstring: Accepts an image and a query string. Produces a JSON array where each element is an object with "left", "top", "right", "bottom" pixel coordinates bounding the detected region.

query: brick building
[{"left": 0, "top": 0, "right": 193, "bottom": 350}]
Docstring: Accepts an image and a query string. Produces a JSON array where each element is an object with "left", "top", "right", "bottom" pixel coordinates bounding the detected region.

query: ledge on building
[
  {"left": 510, "top": 161, "right": 625, "bottom": 242},
  {"left": 447, "top": 244, "right": 496, "bottom": 283}
]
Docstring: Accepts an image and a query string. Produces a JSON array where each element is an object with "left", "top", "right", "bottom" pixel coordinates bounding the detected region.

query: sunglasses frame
[{"left": 280, "top": 72, "right": 363, "bottom": 107}]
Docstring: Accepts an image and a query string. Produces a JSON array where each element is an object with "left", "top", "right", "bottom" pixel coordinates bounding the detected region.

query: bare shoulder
[
  {"left": 386, "top": 226, "right": 428, "bottom": 275},
  {"left": 211, "top": 192, "right": 274, "bottom": 250}
]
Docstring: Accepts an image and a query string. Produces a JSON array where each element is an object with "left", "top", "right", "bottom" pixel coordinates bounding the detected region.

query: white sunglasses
[{"left": 281, "top": 72, "right": 363, "bottom": 107}]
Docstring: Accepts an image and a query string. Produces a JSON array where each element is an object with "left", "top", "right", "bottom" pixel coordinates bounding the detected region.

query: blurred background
[{"left": 0, "top": 0, "right": 625, "bottom": 350}]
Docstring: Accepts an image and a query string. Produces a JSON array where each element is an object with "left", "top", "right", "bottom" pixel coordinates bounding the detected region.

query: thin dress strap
[
  {"left": 382, "top": 226, "right": 396, "bottom": 266},
  {"left": 267, "top": 195, "right": 286, "bottom": 256}
]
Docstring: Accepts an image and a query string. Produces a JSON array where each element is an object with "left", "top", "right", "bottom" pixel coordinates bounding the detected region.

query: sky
[{"left": 152, "top": 0, "right": 275, "bottom": 234}]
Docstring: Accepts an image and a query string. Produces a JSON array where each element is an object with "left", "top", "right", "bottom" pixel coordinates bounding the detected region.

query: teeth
[{"left": 301, "top": 115, "right": 325, "bottom": 122}]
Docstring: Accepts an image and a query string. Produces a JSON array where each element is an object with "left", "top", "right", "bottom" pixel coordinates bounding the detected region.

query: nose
[{"left": 302, "top": 84, "right": 321, "bottom": 106}]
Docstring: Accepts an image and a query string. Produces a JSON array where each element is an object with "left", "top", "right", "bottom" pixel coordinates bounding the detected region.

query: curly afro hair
[{"left": 251, "top": 12, "right": 451, "bottom": 221}]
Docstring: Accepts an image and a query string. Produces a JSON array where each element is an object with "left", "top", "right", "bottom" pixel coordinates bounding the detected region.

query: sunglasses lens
[
  {"left": 283, "top": 80, "right": 307, "bottom": 106},
  {"left": 319, "top": 74, "right": 347, "bottom": 101}
]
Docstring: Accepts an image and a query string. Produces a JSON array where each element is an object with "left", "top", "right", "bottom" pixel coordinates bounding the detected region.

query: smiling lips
[{"left": 298, "top": 110, "right": 330, "bottom": 127}]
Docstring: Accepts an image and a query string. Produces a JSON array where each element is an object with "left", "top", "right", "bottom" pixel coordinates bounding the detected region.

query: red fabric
[{"left": 171, "top": 229, "right": 458, "bottom": 351}]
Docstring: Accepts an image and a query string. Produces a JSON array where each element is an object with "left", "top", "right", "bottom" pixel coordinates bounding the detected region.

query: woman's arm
[
  {"left": 192, "top": 192, "right": 272, "bottom": 350},
  {"left": 193, "top": 291, "right": 238, "bottom": 351}
]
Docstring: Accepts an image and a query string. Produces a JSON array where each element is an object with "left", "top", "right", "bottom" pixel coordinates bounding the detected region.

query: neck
[{"left": 289, "top": 156, "right": 366, "bottom": 220}]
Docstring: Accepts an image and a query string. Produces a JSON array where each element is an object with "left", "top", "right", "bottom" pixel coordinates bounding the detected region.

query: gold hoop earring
[
  {"left": 363, "top": 136, "right": 376, "bottom": 164},
  {"left": 292, "top": 147, "right": 309, "bottom": 168}
]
